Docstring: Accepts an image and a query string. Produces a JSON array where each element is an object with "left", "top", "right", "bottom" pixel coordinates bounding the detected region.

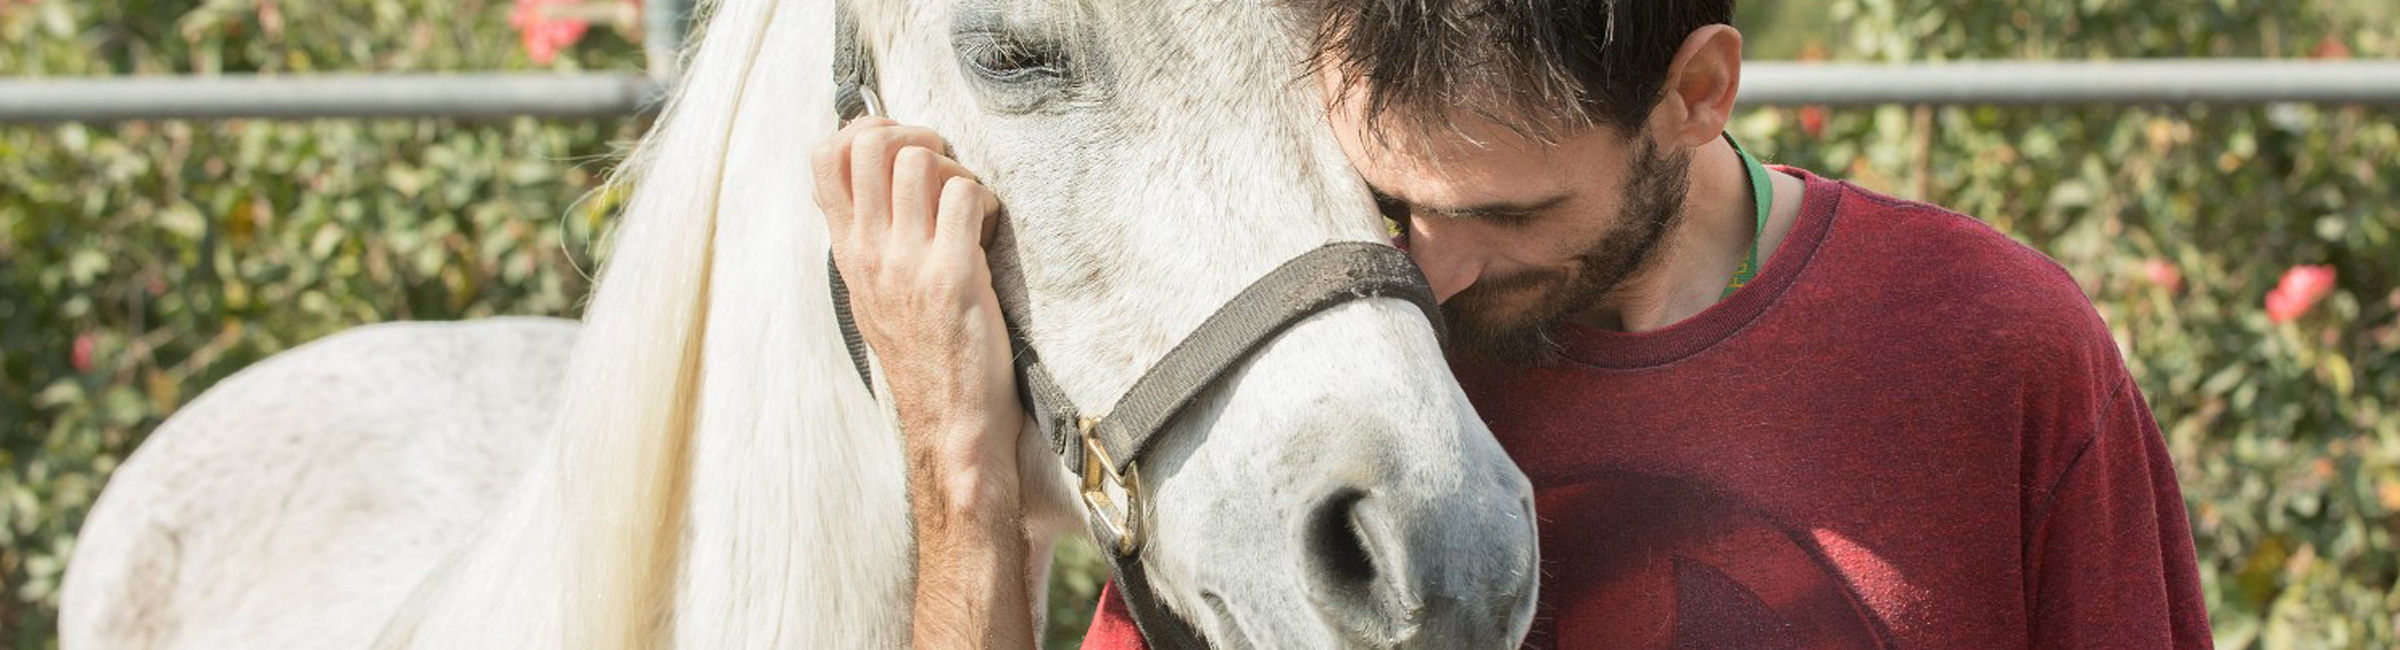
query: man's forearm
[
  {"left": 812, "top": 117, "right": 1038, "bottom": 649},
  {"left": 908, "top": 433, "right": 1035, "bottom": 650}
]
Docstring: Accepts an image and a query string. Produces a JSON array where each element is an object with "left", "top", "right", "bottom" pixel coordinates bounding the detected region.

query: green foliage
[
  {"left": 1733, "top": 1, "right": 2398, "bottom": 647},
  {"left": 0, "top": 0, "right": 639, "bottom": 645},
  {"left": 2, "top": 0, "right": 2394, "bottom": 648}
]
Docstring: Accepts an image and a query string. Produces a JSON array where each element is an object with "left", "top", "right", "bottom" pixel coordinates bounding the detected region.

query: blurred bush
[
  {"left": 0, "top": 0, "right": 638, "bottom": 645},
  {"left": 1, "top": 0, "right": 2394, "bottom": 649}
]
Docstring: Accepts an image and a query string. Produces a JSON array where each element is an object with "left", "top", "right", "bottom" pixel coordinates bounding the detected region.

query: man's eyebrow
[{"left": 1367, "top": 184, "right": 1571, "bottom": 219}]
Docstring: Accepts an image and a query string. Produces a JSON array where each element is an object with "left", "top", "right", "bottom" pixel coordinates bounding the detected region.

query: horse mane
[
  {"left": 516, "top": 0, "right": 906, "bottom": 645},
  {"left": 346, "top": 0, "right": 922, "bottom": 645}
]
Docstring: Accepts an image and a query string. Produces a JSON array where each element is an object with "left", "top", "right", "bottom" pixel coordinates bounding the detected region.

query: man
[{"left": 812, "top": 1, "right": 2212, "bottom": 648}]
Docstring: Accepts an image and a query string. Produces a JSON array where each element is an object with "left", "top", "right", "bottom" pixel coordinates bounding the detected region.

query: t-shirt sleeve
[
  {"left": 2024, "top": 377, "right": 2213, "bottom": 648},
  {"left": 1079, "top": 582, "right": 1152, "bottom": 650}
]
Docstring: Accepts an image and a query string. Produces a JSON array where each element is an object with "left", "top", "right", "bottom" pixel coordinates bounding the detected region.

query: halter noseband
[{"left": 827, "top": 11, "right": 1445, "bottom": 647}]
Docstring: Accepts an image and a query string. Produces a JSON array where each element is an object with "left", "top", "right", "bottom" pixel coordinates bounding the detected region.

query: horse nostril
[{"left": 1306, "top": 488, "right": 1377, "bottom": 588}]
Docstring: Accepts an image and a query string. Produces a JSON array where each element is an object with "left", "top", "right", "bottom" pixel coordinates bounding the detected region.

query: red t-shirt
[{"left": 1082, "top": 169, "right": 2211, "bottom": 648}]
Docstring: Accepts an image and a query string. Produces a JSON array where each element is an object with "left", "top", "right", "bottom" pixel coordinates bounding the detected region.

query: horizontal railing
[
  {"left": 1, "top": 60, "right": 2395, "bottom": 123},
  {"left": 1740, "top": 60, "right": 2400, "bottom": 107},
  {"left": 0, "top": 74, "right": 662, "bottom": 123}
]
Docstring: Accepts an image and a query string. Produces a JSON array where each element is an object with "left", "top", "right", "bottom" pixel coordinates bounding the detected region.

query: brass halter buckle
[{"left": 1077, "top": 417, "right": 1145, "bottom": 555}]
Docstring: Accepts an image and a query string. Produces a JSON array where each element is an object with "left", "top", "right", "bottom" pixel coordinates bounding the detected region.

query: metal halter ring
[
  {"left": 854, "top": 85, "right": 884, "bottom": 119},
  {"left": 836, "top": 83, "right": 885, "bottom": 123},
  {"left": 1078, "top": 417, "right": 1144, "bottom": 556}
]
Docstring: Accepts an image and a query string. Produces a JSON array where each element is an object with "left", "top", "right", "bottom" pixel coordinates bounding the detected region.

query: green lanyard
[{"left": 1722, "top": 133, "right": 1774, "bottom": 299}]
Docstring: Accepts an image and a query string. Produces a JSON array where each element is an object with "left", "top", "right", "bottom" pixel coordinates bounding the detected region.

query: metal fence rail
[
  {"left": 1741, "top": 60, "right": 2400, "bottom": 107},
  {"left": 0, "top": 74, "right": 661, "bottom": 123},
  {"left": 1, "top": 60, "right": 2395, "bottom": 123}
]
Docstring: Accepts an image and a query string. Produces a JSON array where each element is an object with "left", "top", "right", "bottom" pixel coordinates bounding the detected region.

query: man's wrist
[
  {"left": 910, "top": 516, "right": 1033, "bottom": 650},
  {"left": 907, "top": 461, "right": 1035, "bottom": 650},
  {"left": 904, "top": 420, "right": 1024, "bottom": 533},
  {"left": 924, "top": 465, "right": 1021, "bottom": 527}
]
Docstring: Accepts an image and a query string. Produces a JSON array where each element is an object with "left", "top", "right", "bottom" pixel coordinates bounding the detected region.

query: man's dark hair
[{"left": 1296, "top": 0, "right": 1736, "bottom": 140}]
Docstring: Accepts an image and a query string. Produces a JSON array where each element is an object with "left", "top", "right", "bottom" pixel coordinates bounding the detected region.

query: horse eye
[{"left": 962, "top": 37, "right": 1065, "bottom": 81}]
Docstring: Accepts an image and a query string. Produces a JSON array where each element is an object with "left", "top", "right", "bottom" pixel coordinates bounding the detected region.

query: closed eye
[
  {"left": 1427, "top": 206, "right": 1539, "bottom": 226},
  {"left": 959, "top": 34, "right": 1067, "bottom": 82},
  {"left": 1370, "top": 188, "right": 1552, "bottom": 228}
]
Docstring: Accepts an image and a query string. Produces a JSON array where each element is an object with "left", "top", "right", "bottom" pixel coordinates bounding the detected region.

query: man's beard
[{"left": 1440, "top": 136, "right": 1694, "bottom": 368}]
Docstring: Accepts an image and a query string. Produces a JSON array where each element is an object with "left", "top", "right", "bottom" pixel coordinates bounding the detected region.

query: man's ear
[{"left": 1648, "top": 24, "right": 1744, "bottom": 148}]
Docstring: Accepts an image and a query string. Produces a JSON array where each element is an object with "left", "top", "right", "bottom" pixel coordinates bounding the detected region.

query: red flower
[
  {"left": 72, "top": 333, "right": 95, "bottom": 373},
  {"left": 1797, "top": 106, "right": 1827, "bottom": 140},
  {"left": 1794, "top": 41, "right": 1828, "bottom": 140},
  {"left": 512, "top": 0, "right": 591, "bottom": 65},
  {"left": 2266, "top": 265, "right": 2337, "bottom": 323},
  {"left": 2142, "top": 259, "right": 2182, "bottom": 293},
  {"left": 2310, "top": 36, "right": 2352, "bottom": 61}
]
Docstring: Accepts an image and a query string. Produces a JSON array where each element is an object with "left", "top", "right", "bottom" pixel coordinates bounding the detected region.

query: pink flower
[
  {"left": 511, "top": 0, "right": 591, "bottom": 65},
  {"left": 72, "top": 333, "right": 95, "bottom": 373},
  {"left": 2142, "top": 259, "right": 2182, "bottom": 293},
  {"left": 2265, "top": 265, "right": 2336, "bottom": 323}
]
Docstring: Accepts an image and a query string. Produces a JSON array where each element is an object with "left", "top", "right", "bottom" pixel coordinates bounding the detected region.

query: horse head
[{"left": 841, "top": 0, "right": 1540, "bottom": 646}]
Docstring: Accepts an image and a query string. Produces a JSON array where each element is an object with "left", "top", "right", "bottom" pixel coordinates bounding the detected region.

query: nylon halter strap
[{"left": 828, "top": 10, "right": 1445, "bottom": 647}]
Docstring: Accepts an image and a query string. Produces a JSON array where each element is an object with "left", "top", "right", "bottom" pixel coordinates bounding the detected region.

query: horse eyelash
[{"left": 961, "top": 37, "right": 1065, "bottom": 79}]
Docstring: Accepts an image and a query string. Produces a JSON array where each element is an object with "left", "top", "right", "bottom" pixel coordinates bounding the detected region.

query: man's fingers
[
  {"left": 811, "top": 117, "right": 899, "bottom": 235},
  {"left": 899, "top": 150, "right": 983, "bottom": 241},
  {"left": 848, "top": 125, "right": 949, "bottom": 237},
  {"left": 889, "top": 146, "right": 944, "bottom": 242},
  {"left": 934, "top": 176, "right": 1002, "bottom": 251}
]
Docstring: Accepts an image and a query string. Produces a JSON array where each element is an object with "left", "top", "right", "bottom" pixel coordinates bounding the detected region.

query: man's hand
[{"left": 811, "top": 117, "right": 1033, "bottom": 650}]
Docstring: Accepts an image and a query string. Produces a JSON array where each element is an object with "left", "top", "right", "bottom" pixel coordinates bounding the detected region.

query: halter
[{"left": 828, "top": 9, "right": 1445, "bottom": 647}]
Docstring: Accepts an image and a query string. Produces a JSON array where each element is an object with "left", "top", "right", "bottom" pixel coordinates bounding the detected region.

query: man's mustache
[{"left": 1442, "top": 265, "right": 1570, "bottom": 315}]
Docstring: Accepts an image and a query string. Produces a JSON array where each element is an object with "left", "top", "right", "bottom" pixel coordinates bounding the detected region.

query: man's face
[{"left": 1324, "top": 75, "right": 1693, "bottom": 367}]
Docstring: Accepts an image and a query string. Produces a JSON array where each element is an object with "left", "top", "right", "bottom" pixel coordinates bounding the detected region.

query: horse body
[
  {"left": 63, "top": 0, "right": 1540, "bottom": 646},
  {"left": 59, "top": 318, "right": 577, "bottom": 649}
]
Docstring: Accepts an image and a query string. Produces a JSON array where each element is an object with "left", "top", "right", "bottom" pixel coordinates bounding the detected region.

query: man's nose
[{"left": 1404, "top": 220, "right": 1479, "bottom": 303}]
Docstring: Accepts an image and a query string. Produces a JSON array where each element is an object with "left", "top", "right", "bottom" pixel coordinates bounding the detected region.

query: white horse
[{"left": 59, "top": 0, "right": 1539, "bottom": 647}]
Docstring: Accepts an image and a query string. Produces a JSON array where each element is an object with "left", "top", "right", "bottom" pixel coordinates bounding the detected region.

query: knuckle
[
  {"left": 938, "top": 180, "right": 979, "bottom": 212},
  {"left": 895, "top": 126, "right": 943, "bottom": 147},
  {"left": 894, "top": 146, "right": 937, "bottom": 176},
  {"left": 940, "top": 175, "right": 979, "bottom": 197},
  {"left": 922, "top": 266, "right": 969, "bottom": 294},
  {"left": 876, "top": 262, "right": 913, "bottom": 290},
  {"left": 843, "top": 116, "right": 893, "bottom": 134},
  {"left": 851, "top": 129, "right": 897, "bottom": 163}
]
